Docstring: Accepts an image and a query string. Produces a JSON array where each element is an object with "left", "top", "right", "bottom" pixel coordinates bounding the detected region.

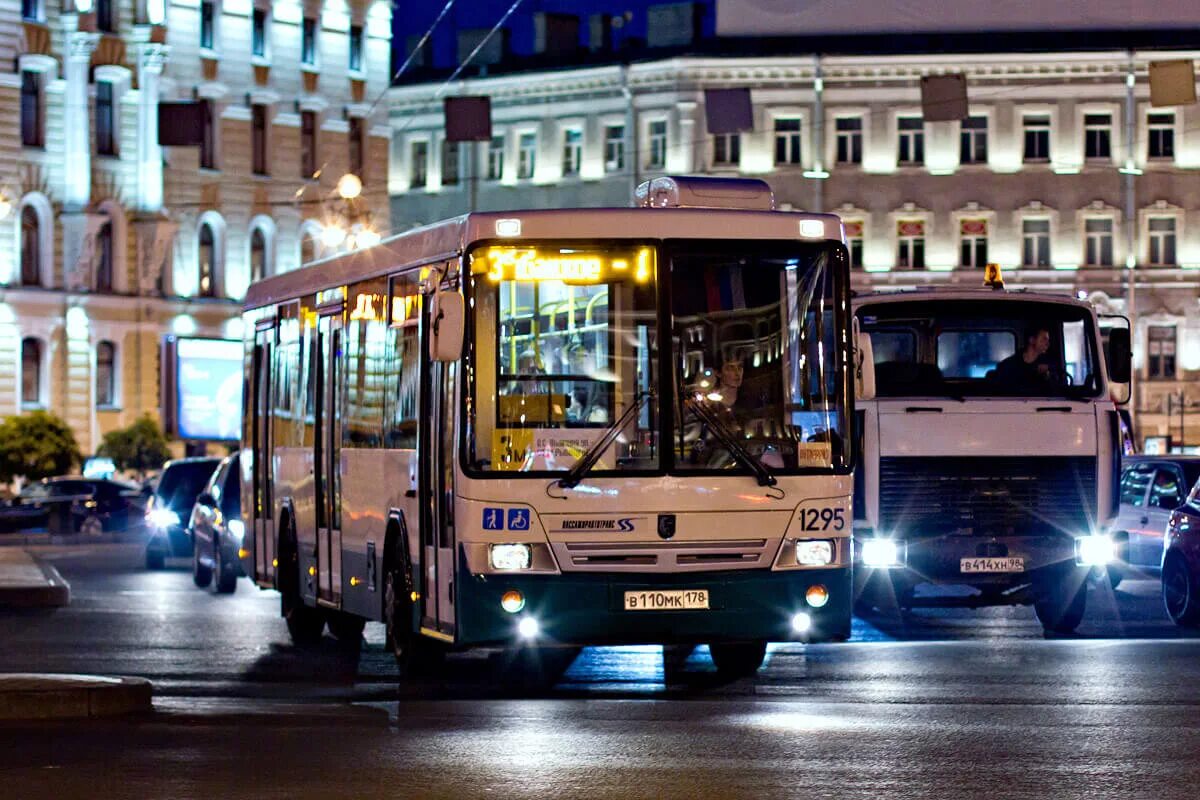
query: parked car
[
  {"left": 1113, "top": 455, "right": 1200, "bottom": 587},
  {"left": 189, "top": 452, "right": 244, "bottom": 594},
  {"left": 0, "top": 477, "right": 141, "bottom": 535},
  {"left": 144, "top": 457, "right": 222, "bottom": 569},
  {"left": 1163, "top": 474, "right": 1200, "bottom": 626}
]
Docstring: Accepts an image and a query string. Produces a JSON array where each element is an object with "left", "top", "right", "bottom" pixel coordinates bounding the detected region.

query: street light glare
[
  {"left": 321, "top": 224, "right": 346, "bottom": 248},
  {"left": 337, "top": 173, "right": 363, "bottom": 200}
]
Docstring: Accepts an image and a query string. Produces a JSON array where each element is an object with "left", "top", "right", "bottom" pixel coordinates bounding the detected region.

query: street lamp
[{"left": 320, "top": 173, "right": 378, "bottom": 254}]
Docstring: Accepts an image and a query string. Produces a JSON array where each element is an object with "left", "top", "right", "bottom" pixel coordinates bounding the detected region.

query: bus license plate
[
  {"left": 960, "top": 557, "right": 1025, "bottom": 573},
  {"left": 624, "top": 589, "right": 709, "bottom": 611}
]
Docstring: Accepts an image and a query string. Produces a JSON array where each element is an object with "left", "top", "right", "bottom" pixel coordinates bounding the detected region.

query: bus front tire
[
  {"left": 1033, "top": 573, "right": 1087, "bottom": 635},
  {"left": 708, "top": 641, "right": 767, "bottom": 677},
  {"left": 279, "top": 522, "right": 325, "bottom": 646},
  {"left": 384, "top": 561, "right": 443, "bottom": 676}
]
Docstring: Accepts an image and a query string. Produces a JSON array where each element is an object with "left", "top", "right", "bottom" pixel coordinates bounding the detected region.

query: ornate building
[
  {"left": 389, "top": 50, "right": 1200, "bottom": 450},
  {"left": 1, "top": 0, "right": 391, "bottom": 454}
]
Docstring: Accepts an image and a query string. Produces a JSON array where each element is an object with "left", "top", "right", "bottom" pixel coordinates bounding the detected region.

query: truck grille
[{"left": 878, "top": 456, "right": 1096, "bottom": 538}]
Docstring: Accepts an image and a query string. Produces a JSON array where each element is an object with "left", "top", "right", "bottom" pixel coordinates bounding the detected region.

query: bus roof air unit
[{"left": 635, "top": 176, "right": 774, "bottom": 211}]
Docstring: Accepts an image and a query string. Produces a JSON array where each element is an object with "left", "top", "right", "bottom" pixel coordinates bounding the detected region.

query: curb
[
  {"left": 0, "top": 675, "right": 153, "bottom": 720},
  {"left": 0, "top": 554, "right": 70, "bottom": 609}
]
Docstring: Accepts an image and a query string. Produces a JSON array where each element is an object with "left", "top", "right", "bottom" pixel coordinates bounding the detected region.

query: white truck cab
[{"left": 852, "top": 279, "right": 1132, "bottom": 633}]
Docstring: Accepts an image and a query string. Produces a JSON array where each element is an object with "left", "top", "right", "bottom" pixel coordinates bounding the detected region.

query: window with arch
[
  {"left": 198, "top": 223, "right": 217, "bottom": 297},
  {"left": 21, "top": 338, "right": 42, "bottom": 408},
  {"left": 95, "top": 220, "right": 114, "bottom": 292},
  {"left": 300, "top": 226, "right": 319, "bottom": 267},
  {"left": 96, "top": 340, "right": 117, "bottom": 408},
  {"left": 250, "top": 226, "right": 268, "bottom": 282},
  {"left": 20, "top": 205, "right": 41, "bottom": 287}
]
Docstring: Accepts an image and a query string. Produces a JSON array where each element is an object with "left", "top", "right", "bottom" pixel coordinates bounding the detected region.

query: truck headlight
[
  {"left": 861, "top": 538, "right": 902, "bottom": 568},
  {"left": 795, "top": 539, "right": 834, "bottom": 566},
  {"left": 489, "top": 543, "right": 533, "bottom": 571},
  {"left": 1076, "top": 534, "right": 1115, "bottom": 567}
]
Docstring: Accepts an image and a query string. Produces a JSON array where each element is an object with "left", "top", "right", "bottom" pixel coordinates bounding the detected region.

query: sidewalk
[
  {"left": 0, "top": 674, "right": 152, "bottom": 719},
  {"left": 0, "top": 548, "right": 70, "bottom": 609}
]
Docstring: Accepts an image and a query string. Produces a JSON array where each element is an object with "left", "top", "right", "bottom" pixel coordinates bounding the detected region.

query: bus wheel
[
  {"left": 1033, "top": 572, "right": 1087, "bottom": 635},
  {"left": 279, "top": 521, "right": 325, "bottom": 646},
  {"left": 327, "top": 612, "right": 365, "bottom": 651},
  {"left": 384, "top": 560, "right": 442, "bottom": 676},
  {"left": 708, "top": 641, "right": 767, "bottom": 677}
]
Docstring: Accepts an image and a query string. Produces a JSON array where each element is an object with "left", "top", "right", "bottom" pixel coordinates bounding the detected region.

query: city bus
[{"left": 240, "top": 176, "right": 855, "bottom": 677}]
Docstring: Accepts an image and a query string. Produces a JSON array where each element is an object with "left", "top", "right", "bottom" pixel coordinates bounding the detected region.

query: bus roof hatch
[{"left": 634, "top": 176, "right": 774, "bottom": 211}]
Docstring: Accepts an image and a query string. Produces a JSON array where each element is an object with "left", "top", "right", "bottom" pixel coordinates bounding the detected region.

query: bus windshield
[
  {"left": 858, "top": 298, "right": 1103, "bottom": 399},
  {"left": 463, "top": 239, "right": 849, "bottom": 476}
]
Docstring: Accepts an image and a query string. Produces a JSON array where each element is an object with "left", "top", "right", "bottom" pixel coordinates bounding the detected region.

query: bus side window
[
  {"left": 344, "top": 278, "right": 388, "bottom": 449},
  {"left": 386, "top": 274, "right": 420, "bottom": 449}
]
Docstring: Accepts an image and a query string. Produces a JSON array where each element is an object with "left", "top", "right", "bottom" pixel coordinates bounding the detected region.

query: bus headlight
[
  {"left": 1076, "top": 534, "right": 1115, "bottom": 567},
  {"left": 795, "top": 539, "right": 834, "bottom": 566},
  {"left": 517, "top": 617, "right": 540, "bottom": 639},
  {"left": 490, "top": 544, "right": 533, "bottom": 571},
  {"left": 861, "top": 538, "right": 902, "bottom": 568}
]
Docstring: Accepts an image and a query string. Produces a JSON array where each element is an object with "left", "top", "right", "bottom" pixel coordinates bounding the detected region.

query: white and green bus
[{"left": 240, "top": 177, "right": 855, "bottom": 676}]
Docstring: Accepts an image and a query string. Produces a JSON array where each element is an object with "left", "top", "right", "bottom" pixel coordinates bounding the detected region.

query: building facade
[
  {"left": 1, "top": 0, "right": 391, "bottom": 456},
  {"left": 388, "top": 51, "right": 1200, "bottom": 450}
]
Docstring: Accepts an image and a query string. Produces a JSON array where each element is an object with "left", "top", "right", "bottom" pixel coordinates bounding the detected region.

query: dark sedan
[
  {"left": 1164, "top": 478, "right": 1200, "bottom": 626},
  {"left": 144, "top": 457, "right": 221, "bottom": 569},
  {"left": 0, "top": 477, "right": 142, "bottom": 535},
  {"left": 189, "top": 452, "right": 244, "bottom": 594}
]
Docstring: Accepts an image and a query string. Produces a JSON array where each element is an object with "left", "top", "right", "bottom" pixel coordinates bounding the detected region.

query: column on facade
[
  {"left": 132, "top": 38, "right": 175, "bottom": 297},
  {"left": 60, "top": 20, "right": 102, "bottom": 292},
  {"left": 62, "top": 307, "right": 94, "bottom": 454},
  {"left": 673, "top": 100, "right": 698, "bottom": 174}
]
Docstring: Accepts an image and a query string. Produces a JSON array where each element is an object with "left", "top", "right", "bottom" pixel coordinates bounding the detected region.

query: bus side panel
[{"left": 339, "top": 448, "right": 416, "bottom": 620}]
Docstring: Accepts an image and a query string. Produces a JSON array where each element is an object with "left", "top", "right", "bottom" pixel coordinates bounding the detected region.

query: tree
[
  {"left": 97, "top": 414, "right": 172, "bottom": 479},
  {"left": 0, "top": 411, "right": 83, "bottom": 484}
]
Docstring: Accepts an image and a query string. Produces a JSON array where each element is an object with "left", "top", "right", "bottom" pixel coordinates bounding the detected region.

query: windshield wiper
[
  {"left": 557, "top": 391, "right": 654, "bottom": 489},
  {"left": 683, "top": 395, "right": 777, "bottom": 488}
]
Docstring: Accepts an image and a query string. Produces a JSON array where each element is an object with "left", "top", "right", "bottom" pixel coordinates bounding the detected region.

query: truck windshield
[{"left": 858, "top": 299, "right": 1103, "bottom": 399}]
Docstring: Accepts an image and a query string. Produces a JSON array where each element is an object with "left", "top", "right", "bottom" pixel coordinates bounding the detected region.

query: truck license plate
[
  {"left": 960, "top": 557, "right": 1025, "bottom": 573},
  {"left": 624, "top": 589, "right": 709, "bottom": 611}
]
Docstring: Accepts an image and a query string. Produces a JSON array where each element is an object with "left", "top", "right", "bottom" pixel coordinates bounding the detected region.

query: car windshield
[
  {"left": 859, "top": 299, "right": 1103, "bottom": 399},
  {"left": 157, "top": 461, "right": 219, "bottom": 510}
]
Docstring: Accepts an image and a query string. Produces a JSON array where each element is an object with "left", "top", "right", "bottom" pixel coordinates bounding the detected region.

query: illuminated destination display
[{"left": 476, "top": 247, "right": 652, "bottom": 284}]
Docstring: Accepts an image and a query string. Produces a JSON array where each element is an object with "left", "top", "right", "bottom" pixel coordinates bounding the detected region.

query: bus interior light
[
  {"left": 861, "top": 538, "right": 901, "bottom": 568},
  {"left": 796, "top": 539, "right": 834, "bottom": 566},
  {"left": 490, "top": 544, "right": 533, "bottom": 571}
]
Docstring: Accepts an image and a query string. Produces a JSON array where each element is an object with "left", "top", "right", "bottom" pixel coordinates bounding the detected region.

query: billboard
[{"left": 162, "top": 337, "right": 243, "bottom": 441}]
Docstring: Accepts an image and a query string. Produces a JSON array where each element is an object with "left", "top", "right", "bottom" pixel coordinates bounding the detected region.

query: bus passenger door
[
  {"left": 252, "top": 324, "right": 274, "bottom": 585},
  {"left": 314, "top": 312, "right": 344, "bottom": 606}
]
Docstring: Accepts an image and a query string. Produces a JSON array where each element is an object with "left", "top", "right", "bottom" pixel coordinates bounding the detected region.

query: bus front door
[
  {"left": 314, "top": 312, "right": 343, "bottom": 606},
  {"left": 252, "top": 324, "right": 274, "bottom": 586}
]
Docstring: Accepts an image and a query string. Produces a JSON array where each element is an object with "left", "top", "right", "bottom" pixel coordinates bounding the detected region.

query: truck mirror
[
  {"left": 854, "top": 322, "right": 875, "bottom": 401},
  {"left": 429, "top": 290, "right": 465, "bottom": 363},
  {"left": 1106, "top": 327, "right": 1131, "bottom": 384}
]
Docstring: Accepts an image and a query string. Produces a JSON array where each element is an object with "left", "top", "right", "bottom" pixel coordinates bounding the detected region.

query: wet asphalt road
[{"left": 2, "top": 544, "right": 1200, "bottom": 799}]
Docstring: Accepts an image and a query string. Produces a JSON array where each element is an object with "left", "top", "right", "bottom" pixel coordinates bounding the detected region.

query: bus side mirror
[
  {"left": 1106, "top": 327, "right": 1131, "bottom": 384},
  {"left": 430, "top": 291, "right": 464, "bottom": 362},
  {"left": 854, "top": 323, "right": 875, "bottom": 401}
]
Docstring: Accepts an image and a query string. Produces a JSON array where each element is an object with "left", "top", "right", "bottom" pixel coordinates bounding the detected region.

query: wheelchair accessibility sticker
[
  {"left": 507, "top": 508, "right": 530, "bottom": 531},
  {"left": 481, "top": 507, "right": 531, "bottom": 531}
]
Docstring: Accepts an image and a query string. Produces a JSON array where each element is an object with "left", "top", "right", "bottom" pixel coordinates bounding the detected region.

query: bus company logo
[{"left": 557, "top": 518, "right": 642, "bottom": 532}]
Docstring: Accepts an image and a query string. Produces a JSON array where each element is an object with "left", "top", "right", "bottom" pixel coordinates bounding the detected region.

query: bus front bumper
[{"left": 456, "top": 567, "right": 851, "bottom": 647}]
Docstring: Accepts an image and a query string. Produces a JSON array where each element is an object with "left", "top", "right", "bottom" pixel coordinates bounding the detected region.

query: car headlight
[
  {"left": 795, "top": 539, "right": 834, "bottom": 566},
  {"left": 148, "top": 508, "right": 180, "bottom": 529},
  {"left": 489, "top": 543, "right": 532, "bottom": 571},
  {"left": 227, "top": 519, "right": 246, "bottom": 541},
  {"left": 1076, "top": 534, "right": 1115, "bottom": 567},
  {"left": 861, "top": 538, "right": 901, "bottom": 568}
]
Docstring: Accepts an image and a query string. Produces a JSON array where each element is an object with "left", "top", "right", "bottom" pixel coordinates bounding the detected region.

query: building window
[
  {"left": 199, "top": 100, "right": 217, "bottom": 169},
  {"left": 1084, "top": 218, "right": 1114, "bottom": 266},
  {"left": 1023, "top": 114, "right": 1051, "bottom": 162},
  {"left": 349, "top": 117, "right": 365, "bottom": 182},
  {"left": 198, "top": 223, "right": 216, "bottom": 297},
  {"left": 95, "top": 81, "right": 117, "bottom": 156},
  {"left": 349, "top": 25, "right": 364, "bottom": 73},
  {"left": 774, "top": 117, "right": 801, "bottom": 165},
  {"left": 960, "top": 116, "right": 988, "bottom": 164},
  {"left": 1022, "top": 219, "right": 1051, "bottom": 268},
  {"left": 20, "top": 205, "right": 41, "bottom": 287},
  {"left": 835, "top": 117, "right": 862, "bottom": 165},
  {"left": 409, "top": 140, "right": 427, "bottom": 188},
  {"left": 487, "top": 135, "right": 504, "bottom": 181},
  {"left": 252, "top": 7, "right": 267, "bottom": 58},
  {"left": 300, "top": 111, "right": 317, "bottom": 179},
  {"left": 96, "top": 0, "right": 115, "bottom": 33},
  {"left": 251, "top": 104, "right": 268, "bottom": 175},
  {"left": 96, "top": 341, "right": 116, "bottom": 408},
  {"left": 441, "top": 140, "right": 459, "bottom": 186},
  {"left": 844, "top": 221, "right": 864, "bottom": 268},
  {"left": 1148, "top": 326, "right": 1177, "bottom": 380},
  {"left": 250, "top": 227, "right": 267, "bottom": 282},
  {"left": 21, "top": 338, "right": 42, "bottom": 408},
  {"left": 897, "top": 220, "right": 925, "bottom": 270},
  {"left": 517, "top": 132, "right": 536, "bottom": 180},
  {"left": 95, "top": 220, "right": 113, "bottom": 292},
  {"left": 562, "top": 128, "right": 582, "bottom": 177},
  {"left": 1148, "top": 112, "right": 1175, "bottom": 160},
  {"left": 1148, "top": 217, "right": 1177, "bottom": 266},
  {"left": 648, "top": 120, "right": 668, "bottom": 169},
  {"left": 300, "top": 227, "right": 318, "bottom": 266},
  {"left": 712, "top": 132, "right": 740, "bottom": 167},
  {"left": 604, "top": 124, "right": 625, "bottom": 172},
  {"left": 897, "top": 117, "right": 924, "bottom": 165},
  {"left": 959, "top": 219, "right": 988, "bottom": 268},
  {"left": 200, "top": 0, "right": 215, "bottom": 50},
  {"left": 1084, "top": 113, "right": 1112, "bottom": 160},
  {"left": 21, "top": 0, "right": 39, "bottom": 21},
  {"left": 21, "top": 71, "right": 43, "bottom": 149},
  {"left": 301, "top": 17, "right": 318, "bottom": 67}
]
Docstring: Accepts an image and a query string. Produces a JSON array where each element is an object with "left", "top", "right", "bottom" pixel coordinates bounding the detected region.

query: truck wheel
[
  {"left": 191, "top": 538, "right": 213, "bottom": 588},
  {"left": 1162, "top": 554, "right": 1200, "bottom": 627},
  {"left": 384, "top": 556, "right": 443, "bottom": 676},
  {"left": 1034, "top": 574, "right": 1087, "bottom": 634},
  {"left": 708, "top": 641, "right": 767, "bottom": 677}
]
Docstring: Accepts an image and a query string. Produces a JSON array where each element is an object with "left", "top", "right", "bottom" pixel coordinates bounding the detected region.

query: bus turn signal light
[{"left": 501, "top": 590, "right": 526, "bottom": 614}]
